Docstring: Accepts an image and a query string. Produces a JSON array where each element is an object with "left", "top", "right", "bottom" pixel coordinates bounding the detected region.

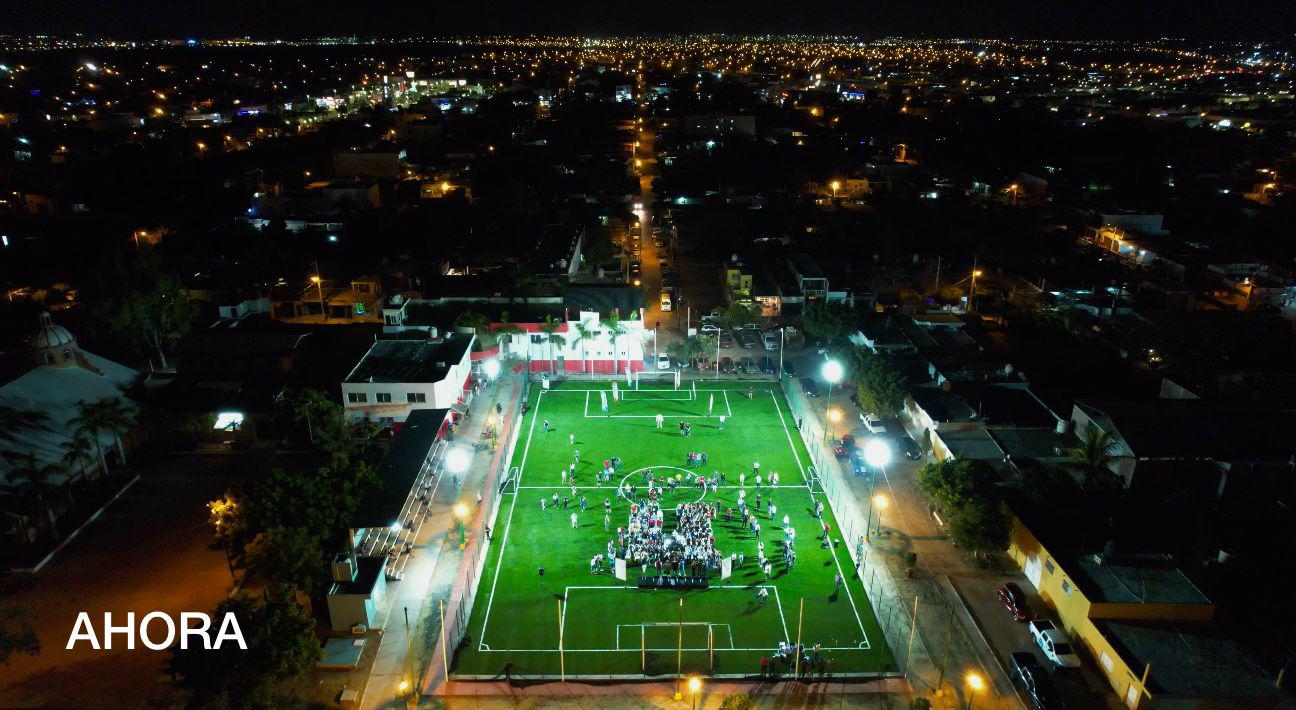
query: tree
[
  {"left": 851, "top": 349, "right": 907, "bottom": 417},
  {"left": 6, "top": 455, "right": 67, "bottom": 540},
  {"left": 666, "top": 336, "right": 704, "bottom": 367},
  {"left": 540, "top": 315, "right": 567, "bottom": 374},
  {"left": 716, "top": 302, "right": 757, "bottom": 333},
  {"left": 493, "top": 310, "right": 524, "bottom": 361},
  {"left": 1015, "top": 461, "right": 1082, "bottom": 510},
  {"left": 1067, "top": 426, "right": 1119, "bottom": 485},
  {"left": 243, "top": 527, "right": 326, "bottom": 596},
  {"left": 454, "top": 310, "right": 494, "bottom": 348},
  {"left": 169, "top": 586, "right": 321, "bottom": 707},
  {"left": 0, "top": 609, "right": 39, "bottom": 665},
  {"left": 916, "top": 459, "right": 998, "bottom": 515},
  {"left": 68, "top": 400, "right": 110, "bottom": 475},
  {"left": 802, "top": 300, "right": 855, "bottom": 343},
  {"left": 719, "top": 693, "right": 755, "bottom": 710},
  {"left": 60, "top": 433, "right": 97, "bottom": 482},
  {"left": 94, "top": 251, "right": 198, "bottom": 369},
  {"left": 280, "top": 388, "right": 356, "bottom": 463},
  {"left": 572, "top": 319, "right": 597, "bottom": 374},
  {"left": 947, "top": 499, "right": 1011, "bottom": 559},
  {"left": 604, "top": 311, "right": 629, "bottom": 374},
  {"left": 245, "top": 463, "right": 375, "bottom": 551},
  {"left": 94, "top": 398, "right": 135, "bottom": 466}
]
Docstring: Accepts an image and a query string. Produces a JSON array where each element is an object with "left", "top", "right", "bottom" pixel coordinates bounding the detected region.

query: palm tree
[
  {"left": 540, "top": 315, "right": 567, "bottom": 375},
  {"left": 1068, "top": 426, "right": 1118, "bottom": 482},
  {"left": 494, "top": 310, "right": 524, "bottom": 362},
  {"left": 69, "top": 400, "right": 109, "bottom": 476},
  {"left": 60, "top": 433, "right": 96, "bottom": 482},
  {"left": 604, "top": 311, "right": 629, "bottom": 375},
  {"left": 6, "top": 455, "right": 67, "bottom": 540},
  {"left": 95, "top": 397, "right": 135, "bottom": 467},
  {"left": 572, "top": 320, "right": 597, "bottom": 375},
  {"left": 454, "top": 310, "right": 493, "bottom": 347}
]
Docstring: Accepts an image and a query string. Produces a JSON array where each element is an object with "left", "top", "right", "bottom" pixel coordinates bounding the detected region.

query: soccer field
[{"left": 451, "top": 380, "right": 896, "bottom": 678}]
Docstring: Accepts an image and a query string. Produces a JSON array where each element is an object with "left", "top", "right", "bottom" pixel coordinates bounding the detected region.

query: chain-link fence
[
  {"left": 777, "top": 375, "right": 984, "bottom": 695},
  {"left": 424, "top": 375, "right": 527, "bottom": 690}
]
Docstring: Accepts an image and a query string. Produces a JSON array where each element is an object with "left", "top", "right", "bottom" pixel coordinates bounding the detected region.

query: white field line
[
  {"left": 477, "top": 388, "right": 544, "bottom": 650},
  {"left": 769, "top": 389, "right": 869, "bottom": 646}
]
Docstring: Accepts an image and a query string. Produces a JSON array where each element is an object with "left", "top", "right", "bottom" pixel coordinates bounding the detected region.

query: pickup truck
[{"left": 1028, "top": 619, "right": 1082, "bottom": 668}]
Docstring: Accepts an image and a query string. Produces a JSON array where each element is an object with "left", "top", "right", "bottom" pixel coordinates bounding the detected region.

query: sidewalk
[
  {"left": 783, "top": 382, "right": 1023, "bottom": 710},
  {"left": 362, "top": 376, "right": 523, "bottom": 709}
]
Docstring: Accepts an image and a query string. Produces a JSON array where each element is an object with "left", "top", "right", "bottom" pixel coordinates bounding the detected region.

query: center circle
[{"left": 620, "top": 465, "right": 709, "bottom": 504}]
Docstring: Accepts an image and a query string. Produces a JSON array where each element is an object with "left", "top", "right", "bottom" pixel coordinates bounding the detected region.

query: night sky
[{"left": 1, "top": 0, "right": 1294, "bottom": 40}]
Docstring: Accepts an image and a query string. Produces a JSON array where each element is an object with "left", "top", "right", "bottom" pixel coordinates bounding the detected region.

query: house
[
  {"left": 1008, "top": 514, "right": 1281, "bottom": 708},
  {"left": 530, "top": 224, "right": 585, "bottom": 279},
  {"left": 1071, "top": 400, "right": 1296, "bottom": 493},
  {"left": 341, "top": 334, "right": 474, "bottom": 427},
  {"left": 787, "top": 253, "right": 828, "bottom": 301}
]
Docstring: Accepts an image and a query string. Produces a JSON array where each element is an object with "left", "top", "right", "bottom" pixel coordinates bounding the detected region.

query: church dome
[
  {"left": 29, "top": 312, "right": 76, "bottom": 348},
  {"left": 26, "top": 311, "right": 80, "bottom": 368}
]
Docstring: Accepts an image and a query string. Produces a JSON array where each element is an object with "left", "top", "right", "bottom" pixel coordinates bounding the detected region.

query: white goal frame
[{"left": 630, "top": 369, "right": 681, "bottom": 390}]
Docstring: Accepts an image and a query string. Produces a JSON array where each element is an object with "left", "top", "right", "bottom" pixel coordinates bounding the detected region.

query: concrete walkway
[{"left": 363, "top": 376, "right": 524, "bottom": 709}]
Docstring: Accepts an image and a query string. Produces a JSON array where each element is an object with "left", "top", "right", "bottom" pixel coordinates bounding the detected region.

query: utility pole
[{"left": 934, "top": 254, "right": 942, "bottom": 296}]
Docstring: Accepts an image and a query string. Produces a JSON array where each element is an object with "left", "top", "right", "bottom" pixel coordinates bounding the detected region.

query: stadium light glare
[
  {"left": 821, "top": 359, "right": 843, "bottom": 384},
  {"left": 863, "top": 438, "right": 891, "bottom": 469},
  {"left": 483, "top": 358, "right": 501, "bottom": 379},
  {"left": 446, "top": 448, "right": 471, "bottom": 473}
]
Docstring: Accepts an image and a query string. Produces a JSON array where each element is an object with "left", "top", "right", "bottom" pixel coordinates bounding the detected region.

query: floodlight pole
[
  {"left": 794, "top": 597, "right": 805, "bottom": 677},
  {"left": 674, "top": 597, "right": 684, "bottom": 699},
  {"left": 558, "top": 598, "right": 566, "bottom": 681}
]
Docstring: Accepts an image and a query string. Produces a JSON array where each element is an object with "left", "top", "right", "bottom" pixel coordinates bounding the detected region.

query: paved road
[{"left": 0, "top": 455, "right": 241, "bottom": 706}]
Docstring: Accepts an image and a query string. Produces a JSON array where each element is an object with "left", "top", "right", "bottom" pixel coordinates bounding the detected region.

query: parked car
[
  {"left": 759, "top": 356, "right": 776, "bottom": 374},
  {"left": 656, "top": 352, "right": 671, "bottom": 370},
  {"left": 739, "top": 322, "right": 762, "bottom": 330},
  {"left": 860, "top": 413, "right": 886, "bottom": 434},
  {"left": 897, "top": 435, "right": 921, "bottom": 460},
  {"left": 659, "top": 292, "right": 672, "bottom": 312},
  {"left": 658, "top": 260, "right": 669, "bottom": 269},
  {"left": 1010, "top": 652, "right": 1062, "bottom": 709},
  {"left": 692, "top": 355, "right": 712, "bottom": 371},
  {"left": 1029, "top": 619, "right": 1082, "bottom": 668},
  {"left": 719, "top": 356, "right": 736, "bottom": 374},
  {"left": 700, "top": 323, "right": 720, "bottom": 336},
  {"left": 738, "top": 330, "right": 759, "bottom": 349},
  {"left": 849, "top": 450, "right": 870, "bottom": 477},
  {"left": 700, "top": 308, "right": 722, "bottom": 324},
  {"left": 661, "top": 268, "right": 674, "bottom": 279},
  {"left": 834, "top": 434, "right": 857, "bottom": 458},
  {"left": 783, "top": 360, "right": 798, "bottom": 377},
  {"left": 800, "top": 377, "right": 819, "bottom": 397},
  {"left": 719, "top": 331, "right": 735, "bottom": 348},
  {"left": 998, "top": 582, "right": 1032, "bottom": 622},
  {"left": 762, "top": 331, "right": 781, "bottom": 350},
  {"left": 739, "top": 356, "right": 757, "bottom": 374},
  {"left": 654, "top": 237, "right": 667, "bottom": 248}
]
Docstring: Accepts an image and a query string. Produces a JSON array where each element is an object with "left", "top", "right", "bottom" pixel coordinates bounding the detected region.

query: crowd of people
[{"left": 615, "top": 498, "right": 723, "bottom": 577}]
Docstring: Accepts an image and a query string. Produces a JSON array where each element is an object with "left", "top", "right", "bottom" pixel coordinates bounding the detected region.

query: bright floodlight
[
  {"left": 445, "top": 448, "right": 471, "bottom": 473},
  {"left": 966, "top": 672, "right": 985, "bottom": 691},
  {"left": 453, "top": 502, "right": 469, "bottom": 519},
  {"left": 863, "top": 438, "right": 892, "bottom": 469},
  {"left": 482, "top": 358, "right": 501, "bottom": 379},
  {"left": 688, "top": 677, "right": 701, "bottom": 692},
  {"left": 822, "top": 359, "right": 844, "bottom": 384}
]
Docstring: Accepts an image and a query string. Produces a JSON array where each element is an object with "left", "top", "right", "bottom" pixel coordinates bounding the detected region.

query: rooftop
[
  {"left": 1096, "top": 620, "right": 1280, "bottom": 700},
  {"left": 344, "top": 336, "right": 471, "bottom": 384},
  {"left": 1072, "top": 553, "right": 1211, "bottom": 605},
  {"left": 937, "top": 428, "right": 1005, "bottom": 460},
  {"left": 350, "top": 408, "right": 449, "bottom": 529},
  {"left": 1077, "top": 399, "right": 1296, "bottom": 462}
]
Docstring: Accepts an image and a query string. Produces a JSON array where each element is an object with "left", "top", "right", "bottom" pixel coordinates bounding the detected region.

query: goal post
[
  {"left": 631, "top": 369, "right": 681, "bottom": 390},
  {"left": 639, "top": 622, "right": 715, "bottom": 675}
]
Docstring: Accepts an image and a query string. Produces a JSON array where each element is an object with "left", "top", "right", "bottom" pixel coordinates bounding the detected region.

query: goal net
[
  {"left": 638, "top": 622, "right": 716, "bottom": 675},
  {"left": 631, "top": 369, "right": 681, "bottom": 390}
]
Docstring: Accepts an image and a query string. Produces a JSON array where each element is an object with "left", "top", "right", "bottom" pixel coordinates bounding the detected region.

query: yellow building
[{"left": 1007, "top": 513, "right": 1281, "bottom": 708}]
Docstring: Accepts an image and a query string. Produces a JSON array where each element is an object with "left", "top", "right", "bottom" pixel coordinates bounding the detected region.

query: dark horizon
[{"left": 2, "top": 0, "right": 1295, "bottom": 42}]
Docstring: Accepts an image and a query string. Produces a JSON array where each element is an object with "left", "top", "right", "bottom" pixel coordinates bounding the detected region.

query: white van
[{"left": 660, "top": 292, "right": 672, "bottom": 312}]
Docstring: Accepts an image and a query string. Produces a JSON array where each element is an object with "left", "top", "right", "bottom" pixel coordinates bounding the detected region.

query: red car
[
  {"left": 834, "top": 434, "right": 857, "bottom": 458},
  {"left": 998, "top": 582, "right": 1032, "bottom": 622}
]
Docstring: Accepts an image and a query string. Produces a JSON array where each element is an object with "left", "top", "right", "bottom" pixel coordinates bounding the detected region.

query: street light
[
  {"left": 965, "top": 671, "right": 985, "bottom": 710},
  {"left": 830, "top": 180, "right": 841, "bottom": 198},
  {"left": 821, "top": 360, "right": 843, "bottom": 443},
  {"left": 482, "top": 358, "right": 501, "bottom": 380},
  {"left": 688, "top": 676, "right": 701, "bottom": 710},
  {"left": 827, "top": 407, "right": 842, "bottom": 444},
  {"left": 968, "top": 269, "right": 983, "bottom": 314},
  {"left": 866, "top": 490, "right": 890, "bottom": 542}
]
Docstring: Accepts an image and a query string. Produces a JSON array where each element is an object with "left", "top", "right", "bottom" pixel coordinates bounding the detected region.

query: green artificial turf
[{"left": 450, "top": 381, "right": 895, "bottom": 678}]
